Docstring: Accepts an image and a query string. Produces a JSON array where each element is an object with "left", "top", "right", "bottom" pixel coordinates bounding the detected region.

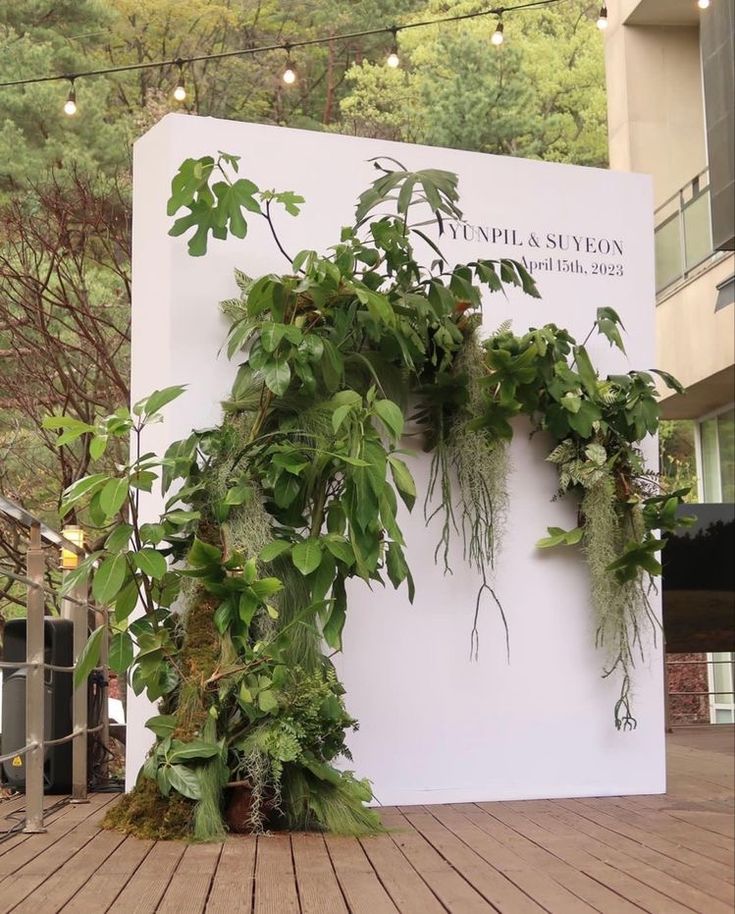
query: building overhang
[
  {"left": 624, "top": 0, "right": 700, "bottom": 26},
  {"left": 661, "top": 365, "right": 735, "bottom": 420}
]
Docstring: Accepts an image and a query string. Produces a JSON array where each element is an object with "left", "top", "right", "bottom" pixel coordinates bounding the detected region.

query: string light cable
[{"left": 0, "top": 0, "right": 585, "bottom": 106}]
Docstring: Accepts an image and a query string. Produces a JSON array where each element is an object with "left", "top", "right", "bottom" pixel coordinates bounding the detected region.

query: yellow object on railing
[{"left": 61, "top": 525, "right": 85, "bottom": 570}]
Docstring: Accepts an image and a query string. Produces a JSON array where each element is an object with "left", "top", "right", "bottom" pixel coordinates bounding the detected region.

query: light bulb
[
  {"left": 387, "top": 28, "right": 400, "bottom": 68},
  {"left": 173, "top": 60, "right": 187, "bottom": 101},
  {"left": 597, "top": 5, "right": 609, "bottom": 29},
  {"left": 491, "top": 21, "right": 504, "bottom": 46},
  {"left": 697, "top": 0, "right": 710, "bottom": 8},
  {"left": 283, "top": 64, "right": 296, "bottom": 85},
  {"left": 64, "top": 84, "right": 77, "bottom": 116}
]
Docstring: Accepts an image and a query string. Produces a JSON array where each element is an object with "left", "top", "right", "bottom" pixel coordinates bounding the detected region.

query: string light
[
  {"left": 596, "top": 5, "right": 608, "bottom": 29},
  {"left": 63, "top": 79, "right": 77, "bottom": 116},
  {"left": 697, "top": 0, "right": 710, "bottom": 8},
  {"left": 282, "top": 47, "right": 297, "bottom": 85},
  {"left": 173, "top": 60, "right": 186, "bottom": 101},
  {"left": 1, "top": 2, "right": 580, "bottom": 103},
  {"left": 491, "top": 18, "right": 505, "bottom": 46},
  {"left": 387, "top": 27, "right": 400, "bottom": 68}
]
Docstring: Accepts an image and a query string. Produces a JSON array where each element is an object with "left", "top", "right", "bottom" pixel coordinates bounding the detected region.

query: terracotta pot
[{"left": 224, "top": 781, "right": 276, "bottom": 833}]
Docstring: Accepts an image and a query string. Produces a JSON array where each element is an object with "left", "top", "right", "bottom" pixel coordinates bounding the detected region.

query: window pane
[
  {"left": 655, "top": 215, "right": 683, "bottom": 292},
  {"left": 682, "top": 190, "right": 713, "bottom": 272},
  {"left": 700, "top": 418, "right": 721, "bottom": 501},
  {"left": 712, "top": 652, "right": 734, "bottom": 703},
  {"left": 717, "top": 409, "right": 735, "bottom": 503}
]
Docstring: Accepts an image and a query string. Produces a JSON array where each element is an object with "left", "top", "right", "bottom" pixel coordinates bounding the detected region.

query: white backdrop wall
[{"left": 128, "top": 113, "right": 665, "bottom": 801}]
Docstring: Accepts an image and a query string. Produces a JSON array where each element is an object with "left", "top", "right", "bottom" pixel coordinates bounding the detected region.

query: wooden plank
[
  {"left": 107, "top": 841, "right": 187, "bottom": 914},
  {"left": 516, "top": 800, "right": 734, "bottom": 914},
  {"left": 426, "top": 804, "right": 599, "bottom": 914},
  {"left": 0, "top": 724, "right": 727, "bottom": 914},
  {"left": 0, "top": 794, "right": 116, "bottom": 880},
  {"left": 456, "top": 805, "right": 646, "bottom": 914},
  {"left": 380, "top": 810, "right": 494, "bottom": 913},
  {"left": 476, "top": 804, "right": 705, "bottom": 914},
  {"left": 0, "top": 795, "right": 93, "bottom": 862},
  {"left": 60, "top": 835, "right": 154, "bottom": 914},
  {"left": 402, "top": 807, "right": 547, "bottom": 914},
  {"left": 621, "top": 793, "right": 735, "bottom": 821},
  {"left": 555, "top": 798, "right": 735, "bottom": 882},
  {"left": 157, "top": 842, "right": 222, "bottom": 914},
  {"left": 359, "top": 833, "right": 446, "bottom": 914},
  {"left": 539, "top": 800, "right": 735, "bottom": 906},
  {"left": 0, "top": 792, "right": 67, "bottom": 823},
  {"left": 584, "top": 861, "right": 710, "bottom": 914},
  {"left": 576, "top": 795, "right": 735, "bottom": 857},
  {"left": 668, "top": 725, "right": 735, "bottom": 755},
  {"left": 253, "top": 835, "right": 300, "bottom": 914},
  {"left": 291, "top": 833, "right": 348, "bottom": 914},
  {"left": 205, "top": 837, "right": 256, "bottom": 914},
  {"left": 10, "top": 828, "right": 125, "bottom": 914},
  {"left": 0, "top": 808, "right": 117, "bottom": 914},
  {"left": 325, "top": 835, "right": 399, "bottom": 914},
  {"left": 668, "top": 742, "right": 735, "bottom": 767},
  {"left": 579, "top": 836, "right": 733, "bottom": 914},
  {"left": 666, "top": 772, "right": 735, "bottom": 803},
  {"left": 606, "top": 797, "right": 735, "bottom": 852},
  {"left": 0, "top": 794, "right": 33, "bottom": 821},
  {"left": 667, "top": 810, "right": 735, "bottom": 838}
]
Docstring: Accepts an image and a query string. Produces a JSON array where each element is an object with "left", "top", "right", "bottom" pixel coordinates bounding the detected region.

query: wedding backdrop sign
[{"left": 128, "top": 113, "right": 663, "bottom": 802}]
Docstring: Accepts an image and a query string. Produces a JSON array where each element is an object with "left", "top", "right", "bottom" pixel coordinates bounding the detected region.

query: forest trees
[
  {"left": 341, "top": 0, "right": 608, "bottom": 165},
  {"left": 0, "top": 1, "right": 608, "bottom": 609},
  {"left": 0, "top": 173, "right": 130, "bottom": 520},
  {"left": 0, "top": 1, "right": 608, "bottom": 186}
]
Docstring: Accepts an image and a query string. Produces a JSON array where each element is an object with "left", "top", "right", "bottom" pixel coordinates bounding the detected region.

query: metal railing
[
  {"left": 0, "top": 496, "right": 109, "bottom": 833},
  {"left": 665, "top": 655, "right": 735, "bottom": 729},
  {"left": 654, "top": 169, "right": 715, "bottom": 295}
]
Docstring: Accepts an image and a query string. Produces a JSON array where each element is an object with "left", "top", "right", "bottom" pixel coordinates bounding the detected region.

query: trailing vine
[{"left": 46, "top": 150, "right": 687, "bottom": 840}]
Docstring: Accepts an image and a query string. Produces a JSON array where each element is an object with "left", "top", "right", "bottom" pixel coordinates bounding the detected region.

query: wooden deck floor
[{"left": 1, "top": 727, "right": 732, "bottom": 914}]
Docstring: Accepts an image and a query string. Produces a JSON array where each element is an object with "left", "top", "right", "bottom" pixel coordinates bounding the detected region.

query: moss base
[{"left": 103, "top": 779, "right": 195, "bottom": 840}]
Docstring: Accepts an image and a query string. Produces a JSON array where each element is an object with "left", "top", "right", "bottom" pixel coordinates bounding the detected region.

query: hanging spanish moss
[
  {"left": 225, "top": 487, "right": 272, "bottom": 560},
  {"left": 425, "top": 333, "right": 511, "bottom": 658},
  {"left": 235, "top": 746, "right": 278, "bottom": 834},
  {"left": 450, "top": 334, "right": 509, "bottom": 575},
  {"left": 581, "top": 477, "right": 659, "bottom": 730}
]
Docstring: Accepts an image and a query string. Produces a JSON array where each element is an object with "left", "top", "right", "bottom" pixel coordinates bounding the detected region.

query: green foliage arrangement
[
  {"left": 477, "top": 323, "right": 690, "bottom": 728},
  {"left": 46, "top": 149, "right": 686, "bottom": 839}
]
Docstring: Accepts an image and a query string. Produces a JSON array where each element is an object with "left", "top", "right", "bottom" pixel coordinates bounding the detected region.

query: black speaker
[{"left": 1, "top": 618, "right": 74, "bottom": 793}]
